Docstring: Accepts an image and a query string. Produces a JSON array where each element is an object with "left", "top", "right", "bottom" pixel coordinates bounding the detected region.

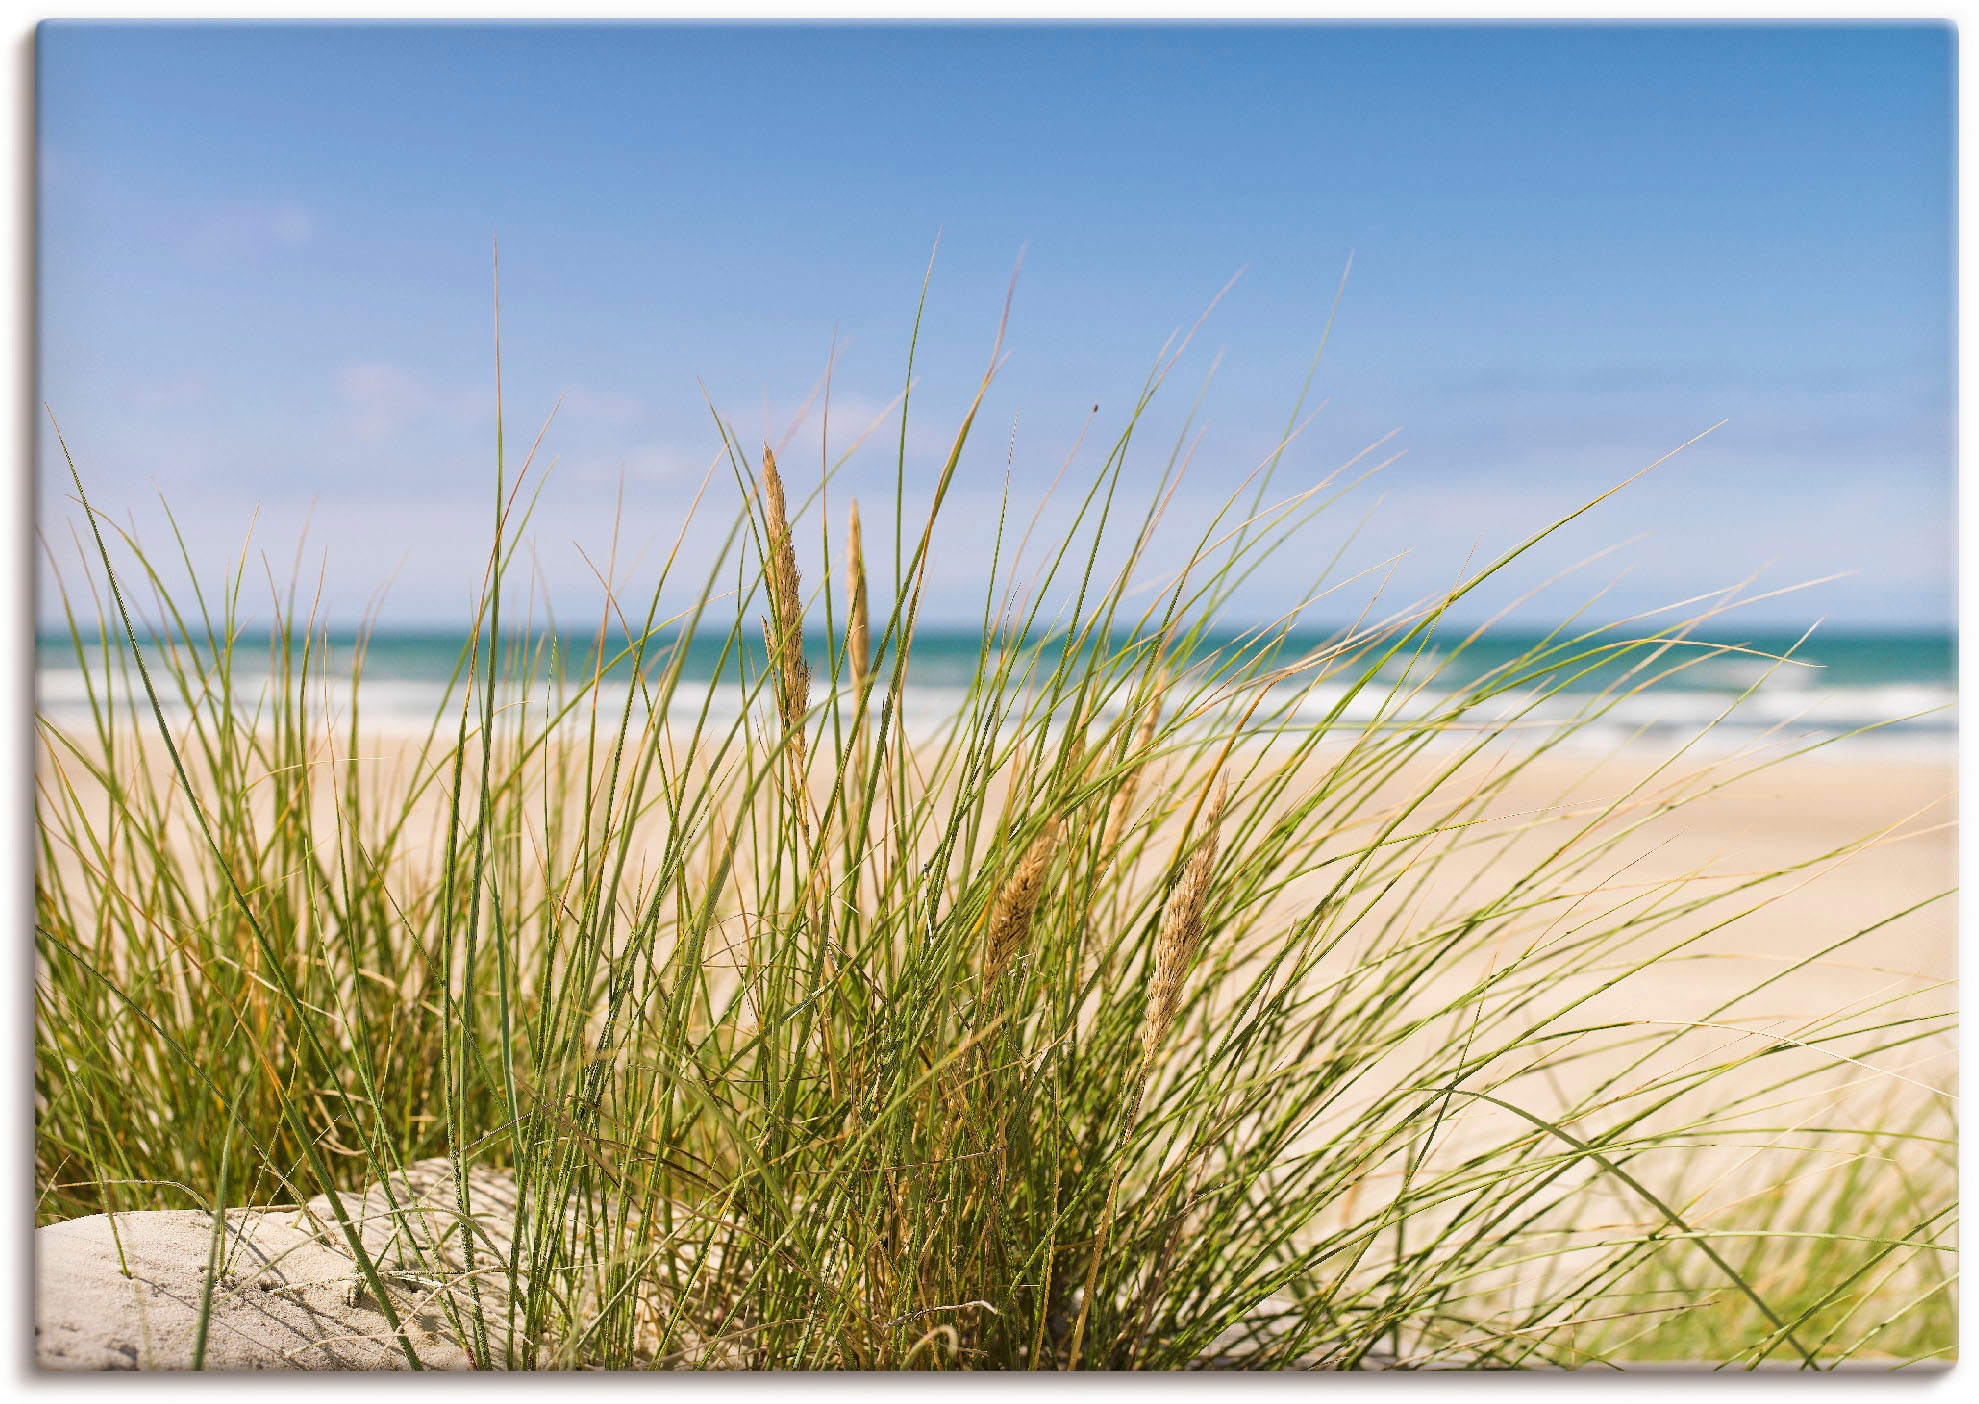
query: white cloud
[
  {"left": 131, "top": 373, "right": 211, "bottom": 413},
  {"left": 337, "top": 362, "right": 487, "bottom": 441},
  {"left": 563, "top": 444, "right": 719, "bottom": 486},
  {"left": 188, "top": 200, "right": 316, "bottom": 256},
  {"left": 557, "top": 388, "right": 647, "bottom": 425}
]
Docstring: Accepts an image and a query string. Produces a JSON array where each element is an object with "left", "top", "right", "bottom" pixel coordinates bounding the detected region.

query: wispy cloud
[
  {"left": 187, "top": 200, "right": 316, "bottom": 256},
  {"left": 558, "top": 388, "right": 647, "bottom": 425},
  {"left": 337, "top": 362, "right": 487, "bottom": 441},
  {"left": 131, "top": 372, "right": 211, "bottom": 412},
  {"left": 561, "top": 444, "right": 717, "bottom": 486}
]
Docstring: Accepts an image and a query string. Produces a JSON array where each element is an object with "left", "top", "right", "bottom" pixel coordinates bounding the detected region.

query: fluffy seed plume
[
  {"left": 759, "top": 446, "right": 810, "bottom": 763},
  {"left": 1140, "top": 775, "right": 1228, "bottom": 1061},
  {"left": 984, "top": 820, "right": 1059, "bottom": 989},
  {"left": 846, "top": 499, "right": 870, "bottom": 709}
]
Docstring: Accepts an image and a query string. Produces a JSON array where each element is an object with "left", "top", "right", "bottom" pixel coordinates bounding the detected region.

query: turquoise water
[
  {"left": 36, "top": 625, "right": 1954, "bottom": 754},
  {"left": 35, "top": 624, "right": 1954, "bottom": 690}
]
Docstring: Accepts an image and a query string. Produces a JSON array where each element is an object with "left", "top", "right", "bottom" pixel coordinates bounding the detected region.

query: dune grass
[{"left": 34, "top": 305, "right": 1954, "bottom": 1369}]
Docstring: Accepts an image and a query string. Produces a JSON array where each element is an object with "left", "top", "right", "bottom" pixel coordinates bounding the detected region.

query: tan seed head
[
  {"left": 1141, "top": 774, "right": 1228, "bottom": 1060},
  {"left": 846, "top": 499, "right": 870, "bottom": 707},
  {"left": 984, "top": 819, "right": 1059, "bottom": 990},
  {"left": 760, "top": 446, "right": 809, "bottom": 740}
]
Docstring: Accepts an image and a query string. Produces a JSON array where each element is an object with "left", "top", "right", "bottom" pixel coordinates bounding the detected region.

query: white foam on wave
[{"left": 33, "top": 665, "right": 1957, "bottom": 760}]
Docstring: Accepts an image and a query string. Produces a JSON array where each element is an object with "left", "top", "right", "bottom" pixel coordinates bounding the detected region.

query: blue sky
[{"left": 37, "top": 22, "right": 1954, "bottom": 629}]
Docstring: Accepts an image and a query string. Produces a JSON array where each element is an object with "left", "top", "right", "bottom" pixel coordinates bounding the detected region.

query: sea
[{"left": 34, "top": 625, "right": 1956, "bottom": 762}]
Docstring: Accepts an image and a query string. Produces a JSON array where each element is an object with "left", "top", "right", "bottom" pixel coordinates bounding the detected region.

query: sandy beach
[
  {"left": 38, "top": 724, "right": 1954, "bottom": 1029},
  {"left": 1422, "top": 747, "right": 1953, "bottom": 1011}
]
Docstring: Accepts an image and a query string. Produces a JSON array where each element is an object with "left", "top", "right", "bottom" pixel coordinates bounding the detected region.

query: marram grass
[{"left": 35, "top": 317, "right": 1953, "bottom": 1369}]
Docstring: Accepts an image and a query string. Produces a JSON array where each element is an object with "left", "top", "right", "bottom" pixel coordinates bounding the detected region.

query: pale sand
[
  {"left": 37, "top": 731, "right": 1953, "bottom": 1015},
  {"left": 36, "top": 1159, "right": 526, "bottom": 1370},
  {"left": 1402, "top": 749, "right": 1954, "bottom": 1008},
  {"left": 1264, "top": 745, "right": 1955, "bottom": 1157}
]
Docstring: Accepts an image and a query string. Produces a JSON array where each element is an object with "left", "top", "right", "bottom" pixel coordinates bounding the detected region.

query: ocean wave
[{"left": 33, "top": 664, "right": 1955, "bottom": 759}]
